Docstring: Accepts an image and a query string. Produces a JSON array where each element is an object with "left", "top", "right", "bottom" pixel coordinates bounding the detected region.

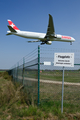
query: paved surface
[{"left": 24, "top": 77, "right": 80, "bottom": 86}]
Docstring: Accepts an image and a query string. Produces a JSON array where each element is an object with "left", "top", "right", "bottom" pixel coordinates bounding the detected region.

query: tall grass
[{"left": 0, "top": 71, "right": 80, "bottom": 120}]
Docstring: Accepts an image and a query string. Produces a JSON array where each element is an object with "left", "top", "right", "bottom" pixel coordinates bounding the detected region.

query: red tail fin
[{"left": 8, "top": 20, "right": 19, "bottom": 30}]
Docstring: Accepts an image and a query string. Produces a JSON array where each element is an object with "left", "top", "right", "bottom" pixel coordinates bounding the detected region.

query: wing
[
  {"left": 45, "top": 14, "right": 55, "bottom": 38},
  {"left": 28, "top": 14, "right": 55, "bottom": 45}
]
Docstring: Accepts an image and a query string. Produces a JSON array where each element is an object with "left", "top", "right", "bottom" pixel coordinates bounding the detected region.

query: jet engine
[{"left": 46, "top": 41, "right": 52, "bottom": 45}]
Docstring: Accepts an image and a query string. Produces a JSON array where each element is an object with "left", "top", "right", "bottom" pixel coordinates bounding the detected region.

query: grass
[
  {"left": 1, "top": 71, "right": 80, "bottom": 119},
  {"left": 40, "top": 70, "right": 80, "bottom": 118},
  {"left": 40, "top": 70, "right": 80, "bottom": 83},
  {"left": 39, "top": 100, "right": 80, "bottom": 119},
  {"left": 0, "top": 71, "right": 50, "bottom": 119},
  {"left": 40, "top": 81, "right": 80, "bottom": 111}
]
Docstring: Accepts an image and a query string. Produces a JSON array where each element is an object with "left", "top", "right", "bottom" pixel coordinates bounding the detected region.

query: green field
[
  {"left": 18, "top": 69, "right": 80, "bottom": 83},
  {"left": 39, "top": 70, "right": 80, "bottom": 116},
  {"left": 16, "top": 69, "right": 80, "bottom": 112},
  {"left": 40, "top": 70, "right": 80, "bottom": 83}
]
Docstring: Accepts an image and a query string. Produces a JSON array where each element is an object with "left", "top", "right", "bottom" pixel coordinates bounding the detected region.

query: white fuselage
[{"left": 10, "top": 30, "right": 75, "bottom": 42}]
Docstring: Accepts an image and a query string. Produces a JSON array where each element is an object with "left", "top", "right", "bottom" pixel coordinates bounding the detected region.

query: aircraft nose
[
  {"left": 72, "top": 37, "right": 75, "bottom": 42},
  {"left": 73, "top": 38, "right": 75, "bottom": 42}
]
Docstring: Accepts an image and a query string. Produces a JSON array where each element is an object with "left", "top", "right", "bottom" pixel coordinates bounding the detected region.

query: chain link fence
[
  {"left": 40, "top": 46, "right": 80, "bottom": 110},
  {"left": 10, "top": 47, "right": 39, "bottom": 105},
  {"left": 9, "top": 46, "right": 80, "bottom": 112}
]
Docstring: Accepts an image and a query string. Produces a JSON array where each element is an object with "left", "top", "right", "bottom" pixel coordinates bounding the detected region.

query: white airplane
[{"left": 7, "top": 14, "right": 75, "bottom": 45}]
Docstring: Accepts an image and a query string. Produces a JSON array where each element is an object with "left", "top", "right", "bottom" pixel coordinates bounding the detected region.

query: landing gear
[
  {"left": 70, "top": 42, "right": 72, "bottom": 45},
  {"left": 41, "top": 42, "right": 45, "bottom": 45},
  {"left": 41, "top": 39, "right": 50, "bottom": 45}
]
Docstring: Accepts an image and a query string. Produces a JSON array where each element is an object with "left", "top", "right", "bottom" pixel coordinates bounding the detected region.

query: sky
[{"left": 0, "top": 0, "right": 80, "bottom": 69}]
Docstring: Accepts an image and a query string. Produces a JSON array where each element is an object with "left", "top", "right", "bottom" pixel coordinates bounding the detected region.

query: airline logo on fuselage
[{"left": 62, "top": 36, "right": 71, "bottom": 39}]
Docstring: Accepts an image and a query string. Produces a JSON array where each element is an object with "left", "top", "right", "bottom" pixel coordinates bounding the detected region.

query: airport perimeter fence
[
  {"left": 10, "top": 45, "right": 80, "bottom": 112},
  {"left": 10, "top": 47, "right": 40, "bottom": 105},
  {"left": 40, "top": 46, "right": 80, "bottom": 113}
]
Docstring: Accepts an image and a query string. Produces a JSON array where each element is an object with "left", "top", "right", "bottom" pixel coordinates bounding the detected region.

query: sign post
[
  {"left": 54, "top": 53, "right": 74, "bottom": 113},
  {"left": 61, "top": 66, "right": 64, "bottom": 113}
]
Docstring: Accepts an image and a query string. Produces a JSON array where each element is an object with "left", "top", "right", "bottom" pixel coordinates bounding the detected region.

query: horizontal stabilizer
[
  {"left": 7, "top": 25, "right": 17, "bottom": 32},
  {"left": 6, "top": 33, "right": 12, "bottom": 35}
]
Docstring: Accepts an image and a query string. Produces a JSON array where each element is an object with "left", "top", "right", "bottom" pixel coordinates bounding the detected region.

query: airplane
[{"left": 6, "top": 14, "right": 75, "bottom": 45}]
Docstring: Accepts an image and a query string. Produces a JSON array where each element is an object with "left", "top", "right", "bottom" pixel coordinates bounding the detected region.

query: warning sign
[{"left": 54, "top": 53, "right": 74, "bottom": 67}]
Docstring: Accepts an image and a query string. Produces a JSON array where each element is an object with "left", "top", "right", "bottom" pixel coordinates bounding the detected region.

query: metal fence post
[
  {"left": 38, "top": 45, "right": 40, "bottom": 106},
  {"left": 22, "top": 57, "right": 25, "bottom": 85},
  {"left": 14, "top": 65, "right": 16, "bottom": 82},
  {"left": 17, "top": 62, "right": 19, "bottom": 82}
]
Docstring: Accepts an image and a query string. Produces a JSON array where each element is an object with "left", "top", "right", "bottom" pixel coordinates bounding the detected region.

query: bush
[
  {"left": 0, "top": 81, "right": 16, "bottom": 106},
  {"left": 3, "top": 71, "right": 12, "bottom": 80}
]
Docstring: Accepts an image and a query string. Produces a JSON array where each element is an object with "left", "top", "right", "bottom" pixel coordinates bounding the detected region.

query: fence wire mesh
[
  {"left": 10, "top": 48, "right": 38, "bottom": 104},
  {"left": 40, "top": 46, "right": 80, "bottom": 108},
  {"left": 10, "top": 46, "right": 80, "bottom": 112}
]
